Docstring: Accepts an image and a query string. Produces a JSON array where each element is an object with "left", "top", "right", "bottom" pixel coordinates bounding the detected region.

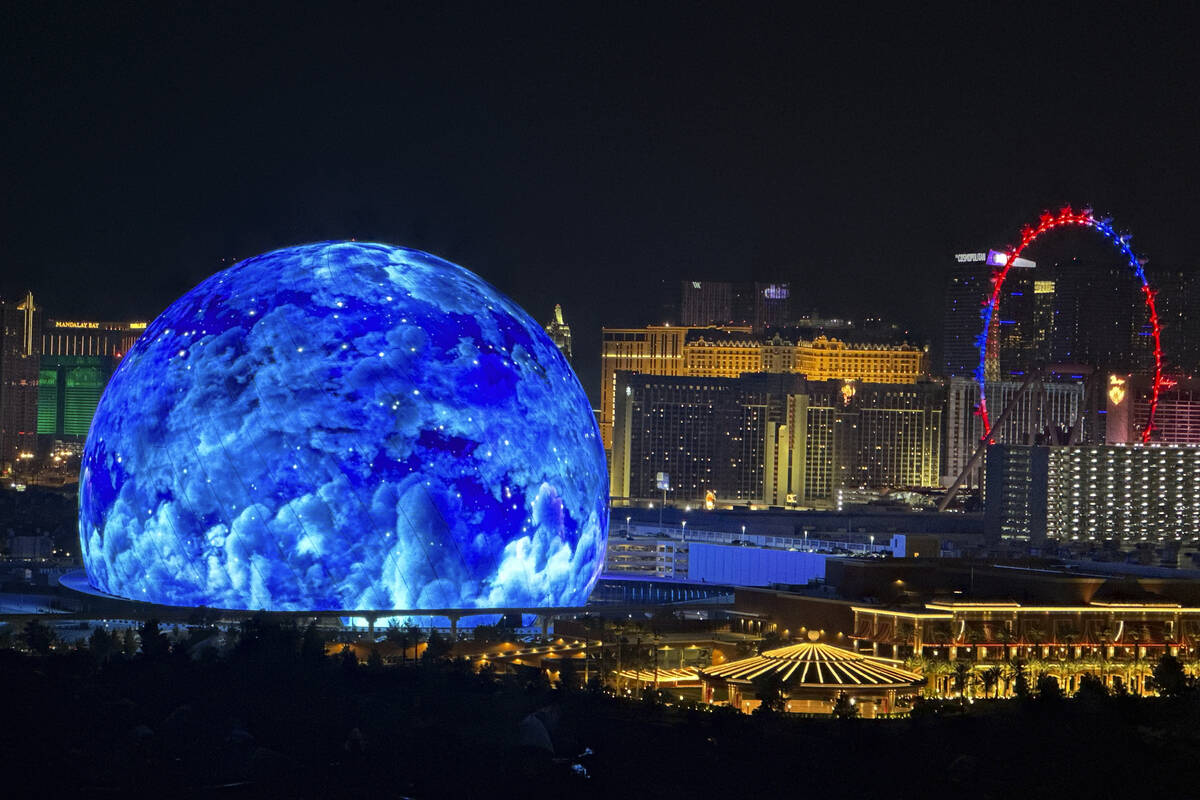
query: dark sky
[{"left": 5, "top": 2, "right": 1198, "bottom": 403}]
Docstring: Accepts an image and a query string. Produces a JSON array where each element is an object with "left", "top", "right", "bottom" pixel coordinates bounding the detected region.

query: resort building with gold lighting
[
  {"left": 600, "top": 324, "right": 927, "bottom": 449},
  {"left": 599, "top": 325, "right": 749, "bottom": 448},
  {"left": 793, "top": 335, "right": 925, "bottom": 383},
  {"left": 851, "top": 599, "right": 1198, "bottom": 696}
]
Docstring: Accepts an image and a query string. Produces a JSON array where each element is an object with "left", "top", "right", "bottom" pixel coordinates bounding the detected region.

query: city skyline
[
  {"left": 5, "top": 5, "right": 1200, "bottom": 406},
  {"left": 10, "top": 6, "right": 1200, "bottom": 793}
]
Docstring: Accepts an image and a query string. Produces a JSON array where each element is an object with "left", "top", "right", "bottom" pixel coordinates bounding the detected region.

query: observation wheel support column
[{"left": 938, "top": 368, "right": 1043, "bottom": 512}]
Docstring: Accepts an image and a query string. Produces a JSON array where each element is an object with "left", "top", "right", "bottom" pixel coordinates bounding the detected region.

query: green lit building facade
[
  {"left": 36, "top": 319, "right": 145, "bottom": 445},
  {"left": 38, "top": 355, "right": 113, "bottom": 438}
]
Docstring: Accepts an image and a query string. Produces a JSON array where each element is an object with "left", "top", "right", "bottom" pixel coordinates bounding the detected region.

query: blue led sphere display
[{"left": 79, "top": 242, "right": 608, "bottom": 611}]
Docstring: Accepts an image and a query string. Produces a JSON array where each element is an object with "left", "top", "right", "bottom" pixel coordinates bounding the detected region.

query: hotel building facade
[
  {"left": 600, "top": 324, "right": 926, "bottom": 449},
  {"left": 985, "top": 442, "right": 1200, "bottom": 542},
  {"left": 38, "top": 319, "right": 147, "bottom": 442},
  {"left": 610, "top": 372, "right": 944, "bottom": 508}
]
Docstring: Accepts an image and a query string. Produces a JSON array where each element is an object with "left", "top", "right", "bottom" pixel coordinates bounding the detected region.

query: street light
[{"left": 681, "top": 520, "right": 687, "bottom": 540}]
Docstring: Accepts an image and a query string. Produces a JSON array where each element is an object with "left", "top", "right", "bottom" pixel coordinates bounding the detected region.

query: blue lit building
[{"left": 79, "top": 242, "right": 608, "bottom": 612}]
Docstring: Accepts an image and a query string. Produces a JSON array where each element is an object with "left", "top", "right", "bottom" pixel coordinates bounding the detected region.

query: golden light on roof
[
  {"left": 698, "top": 642, "right": 922, "bottom": 688},
  {"left": 615, "top": 667, "right": 700, "bottom": 684}
]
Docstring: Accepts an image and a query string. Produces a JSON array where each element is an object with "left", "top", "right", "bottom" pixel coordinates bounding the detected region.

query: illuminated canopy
[
  {"left": 79, "top": 242, "right": 608, "bottom": 611},
  {"left": 699, "top": 642, "right": 923, "bottom": 689}
]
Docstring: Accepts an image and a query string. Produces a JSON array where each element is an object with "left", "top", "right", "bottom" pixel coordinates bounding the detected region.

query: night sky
[{"left": 5, "top": 3, "right": 1197, "bottom": 403}]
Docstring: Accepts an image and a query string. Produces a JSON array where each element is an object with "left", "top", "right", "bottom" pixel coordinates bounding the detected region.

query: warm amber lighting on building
[{"left": 600, "top": 325, "right": 926, "bottom": 449}]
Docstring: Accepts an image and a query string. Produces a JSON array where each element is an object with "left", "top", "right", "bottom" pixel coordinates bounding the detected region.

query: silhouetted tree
[
  {"left": 1075, "top": 673, "right": 1109, "bottom": 702},
  {"left": 952, "top": 661, "right": 972, "bottom": 698},
  {"left": 89, "top": 627, "right": 117, "bottom": 662},
  {"left": 832, "top": 692, "right": 858, "bottom": 719},
  {"left": 367, "top": 646, "right": 383, "bottom": 671},
  {"left": 757, "top": 628, "right": 783, "bottom": 653},
  {"left": 981, "top": 666, "right": 1001, "bottom": 699},
  {"left": 120, "top": 628, "right": 138, "bottom": 658},
  {"left": 472, "top": 624, "right": 504, "bottom": 644},
  {"left": 1013, "top": 658, "right": 1030, "bottom": 698},
  {"left": 751, "top": 671, "right": 787, "bottom": 715},
  {"left": 1149, "top": 654, "right": 1194, "bottom": 698},
  {"left": 340, "top": 644, "right": 359, "bottom": 675},
  {"left": 423, "top": 630, "right": 452, "bottom": 662},
  {"left": 639, "top": 686, "right": 665, "bottom": 709},
  {"left": 21, "top": 620, "right": 55, "bottom": 655},
  {"left": 1035, "top": 673, "right": 1063, "bottom": 701},
  {"left": 138, "top": 619, "right": 170, "bottom": 660},
  {"left": 557, "top": 656, "right": 579, "bottom": 689},
  {"left": 390, "top": 621, "right": 426, "bottom": 664},
  {"left": 300, "top": 621, "right": 325, "bottom": 662},
  {"left": 233, "top": 614, "right": 301, "bottom": 668}
]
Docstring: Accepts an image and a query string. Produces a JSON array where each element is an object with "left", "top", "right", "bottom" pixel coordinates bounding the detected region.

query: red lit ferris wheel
[{"left": 976, "top": 206, "right": 1164, "bottom": 444}]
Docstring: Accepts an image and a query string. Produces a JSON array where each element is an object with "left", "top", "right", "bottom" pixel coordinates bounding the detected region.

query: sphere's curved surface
[{"left": 80, "top": 242, "right": 608, "bottom": 611}]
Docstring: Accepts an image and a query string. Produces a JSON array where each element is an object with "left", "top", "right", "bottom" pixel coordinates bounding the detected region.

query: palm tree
[
  {"left": 999, "top": 663, "right": 1016, "bottom": 698},
  {"left": 926, "top": 658, "right": 953, "bottom": 697},
  {"left": 904, "top": 654, "right": 930, "bottom": 676},
  {"left": 997, "top": 625, "right": 1016, "bottom": 663},
  {"left": 953, "top": 661, "right": 972, "bottom": 699},
  {"left": 981, "top": 666, "right": 1002, "bottom": 699},
  {"left": 1012, "top": 658, "right": 1031, "bottom": 698},
  {"left": 1024, "top": 624, "right": 1046, "bottom": 659}
]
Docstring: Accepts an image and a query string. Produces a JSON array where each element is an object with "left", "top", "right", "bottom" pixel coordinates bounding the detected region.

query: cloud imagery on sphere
[{"left": 79, "top": 242, "right": 609, "bottom": 611}]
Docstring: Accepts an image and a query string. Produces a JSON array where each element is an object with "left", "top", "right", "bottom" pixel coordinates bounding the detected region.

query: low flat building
[{"left": 603, "top": 530, "right": 834, "bottom": 588}]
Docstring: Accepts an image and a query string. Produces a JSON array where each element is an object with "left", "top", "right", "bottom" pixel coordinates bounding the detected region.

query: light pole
[
  {"left": 741, "top": 524, "right": 746, "bottom": 542},
  {"left": 626, "top": 516, "right": 631, "bottom": 535},
  {"left": 681, "top": 520, "right": 687, "bottom": 541},
  {"left": 869, "top": 534, "right": 875, "bottom": 554}
]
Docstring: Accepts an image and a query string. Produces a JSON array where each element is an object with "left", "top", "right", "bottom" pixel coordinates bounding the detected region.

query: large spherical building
[{"left": 79, "top": 242, "right": 608, "bottom": 611}]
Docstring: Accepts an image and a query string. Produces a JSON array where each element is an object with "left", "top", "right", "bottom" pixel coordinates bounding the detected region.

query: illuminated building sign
[
  {"left": 986, "top": 250, "right": 1036, "bottom": 268},
  {"left": 955, "top": 253, "right": 987, "bottom": 263},
  {"left": 840, "top": 381, "right": 856, "bottom": 406},
  {"left": 52, "top": 320, "right": 148, "bottom": 330},
  {"left": 1108, "top": 375, "right": 1127, "bottom": 406}
]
